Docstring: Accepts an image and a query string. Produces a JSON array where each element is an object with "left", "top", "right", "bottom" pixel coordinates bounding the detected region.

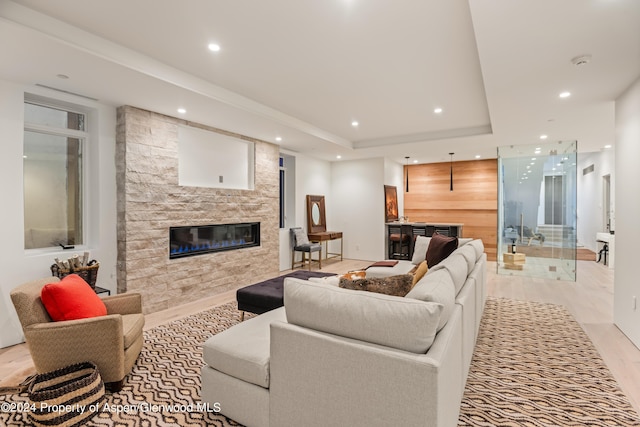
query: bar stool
[{"left": 388, "top": 224, "right": 411, "bottom": 260}]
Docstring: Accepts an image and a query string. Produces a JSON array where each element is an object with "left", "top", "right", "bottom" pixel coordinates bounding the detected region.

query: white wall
[
  {"left": 384, "top": 158, "right": 404, "bottom": 216},
  {"left": 614, "top": 76, "right": 640, "bottom": 349},
  {"left": 0, "top": 80, "right": 118, "bottom": 348},
  {"left": 331, "top": 158, "right": 387, "bottom": 262},
  {"left": 576, "top": 150, "right": 615, "bottom": 252}
]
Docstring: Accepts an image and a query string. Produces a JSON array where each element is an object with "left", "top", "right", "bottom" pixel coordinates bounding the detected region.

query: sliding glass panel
[{"left": 497, "top": 141, "right": 577, "bottom": 281}]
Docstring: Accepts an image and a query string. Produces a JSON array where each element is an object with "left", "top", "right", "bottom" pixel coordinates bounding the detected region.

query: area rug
[
  {"left": 458, "top": 297, "right": 640, "bottom": 426},
  {"left": 0, "top": 302, "right": 249, "bottom": 426},
  {"left": 2, "top": 298, "right": 638, "bottom": 426}
]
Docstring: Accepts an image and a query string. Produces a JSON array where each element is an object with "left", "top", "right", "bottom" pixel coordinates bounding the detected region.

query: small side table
[
  {"left": 307, "top": 231, "right": 343, "bottom": 262},
  {"left": 94, "top": 286, "right": 111, "bottom": 296},
  {"left": 503, "top": 253, "right": 525, "bottom": 270}
]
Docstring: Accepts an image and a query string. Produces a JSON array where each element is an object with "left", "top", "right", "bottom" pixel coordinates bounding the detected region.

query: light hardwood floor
[{"left": 2, "top": 258, "right": 639, "bottom": 414}]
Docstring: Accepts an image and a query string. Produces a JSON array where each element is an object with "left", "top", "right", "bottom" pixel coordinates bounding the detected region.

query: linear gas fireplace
[{"left": 170, "top": 222, "right": 260, "bottom": 259}]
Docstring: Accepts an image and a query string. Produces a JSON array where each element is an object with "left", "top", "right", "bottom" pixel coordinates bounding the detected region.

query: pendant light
[
  {"left": 449, "top": 153, "right": 454, "bottom": 192},
  {"left": 405, "top": 156, "right": 410, "bottom": 192}
]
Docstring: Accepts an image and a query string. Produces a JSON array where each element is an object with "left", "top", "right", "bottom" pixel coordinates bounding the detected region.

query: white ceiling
[{"left": 1, "top": 0, "right": 638, "bottom": 165}]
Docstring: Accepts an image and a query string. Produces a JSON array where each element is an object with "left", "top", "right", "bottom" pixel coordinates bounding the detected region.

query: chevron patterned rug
[
  {"left": 459, "top": 297, "right": 640, "bottom": 426},
  {"left": 1, "top": 298, "right": 638, "bottom": 426}
]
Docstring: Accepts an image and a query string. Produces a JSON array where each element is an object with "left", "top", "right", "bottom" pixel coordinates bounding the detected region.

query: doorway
[
  {"left": 544, "top": 175, "right": 564, "bottom": 225},
  {"left": 603, "top": 174, "right": 611, "bottom": 231}
]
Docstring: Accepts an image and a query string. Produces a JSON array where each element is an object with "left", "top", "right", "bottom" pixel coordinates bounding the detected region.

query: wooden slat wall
[{"left": 404, "top": 159, "right": 498, "bottom": 261}]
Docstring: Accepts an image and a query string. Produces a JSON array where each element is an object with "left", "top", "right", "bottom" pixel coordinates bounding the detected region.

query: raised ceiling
[{"left": 1, "top": 0, "right": 638, "bottom": 164}]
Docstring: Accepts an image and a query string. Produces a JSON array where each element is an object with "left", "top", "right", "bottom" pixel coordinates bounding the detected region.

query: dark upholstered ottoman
[{"left": 237, "top": 271, "right": 335, "bottom": 318}]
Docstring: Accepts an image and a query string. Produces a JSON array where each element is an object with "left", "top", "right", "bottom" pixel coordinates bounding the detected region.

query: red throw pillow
[
  {"left": 426, "top": 233, "right": 459, "bottom": 268},
  {"left": 41, "top": 274, "right": 107, "bottom": 321}
]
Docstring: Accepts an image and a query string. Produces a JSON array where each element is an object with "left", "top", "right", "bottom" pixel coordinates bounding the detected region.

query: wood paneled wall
[{"left": 404, "top": 159, "right": 498, "bottom": 261}]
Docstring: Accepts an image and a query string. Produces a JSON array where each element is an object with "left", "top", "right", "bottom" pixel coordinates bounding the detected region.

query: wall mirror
[{"left": 306, "top": 195, "right": 327, "bottom": 233}]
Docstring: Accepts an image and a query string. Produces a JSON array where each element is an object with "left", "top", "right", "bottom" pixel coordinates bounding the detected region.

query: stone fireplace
[{"left": 116, "top": 106, "right": 279, "bottom": 313}]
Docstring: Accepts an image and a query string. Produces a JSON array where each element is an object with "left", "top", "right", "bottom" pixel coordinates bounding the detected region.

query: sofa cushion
[
  {"left": 411, "top": 236, "right": 431, "bottom": 265},
  {"left": 202, "top": 307, "right": 286, "bottom": 388},
  {"left": 405, "top": 268, "right": 455, "bottom": 331},
  {"left": 40, "top": 274, "right": 107, "bottom": 322},
  {"left": 426, "top": 233, "right": 458, "bottom": 268},
  {"left": 458, "top": 237, "right": 473, "bottom": 247},
  {"left": 284, "top": 278, "right": 443, "bottom": 354},
  {"left": 429, "top": 252, "right": 470, "bottom": 296},
  {"left": 308, "top": 275, "right": 340, "bottom": 286},
  {"left": 339, "top": 274, "right": 413, "bottom": 297},
  {"left": 468, "top": 239, "right": 485, "bottom": 260},
  {"left": 457, "top": 243, "right": 478, "bottom": 273}
]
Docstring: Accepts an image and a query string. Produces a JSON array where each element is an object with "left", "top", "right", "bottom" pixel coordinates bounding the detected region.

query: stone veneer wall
[{"left": 116, "top": 106, "right": 280, "bottom": 313}]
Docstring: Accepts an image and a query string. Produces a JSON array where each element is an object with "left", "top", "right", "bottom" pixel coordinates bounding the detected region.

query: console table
[
  {"left": 308, "top": 231, "right": 343, "bottom": 262},
  {"left": 385, "top": 222, "right": 463, "bottom": 260}
]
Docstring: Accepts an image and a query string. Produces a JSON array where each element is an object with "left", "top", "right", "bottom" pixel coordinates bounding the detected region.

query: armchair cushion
[
  {"left": 122, "top": 313, "right": 145, "bottom": 348},
  {"left": 41, "top": 274, "right": 107, "bottom": 321}
]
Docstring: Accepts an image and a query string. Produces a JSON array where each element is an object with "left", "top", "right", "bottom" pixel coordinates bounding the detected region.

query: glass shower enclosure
[{"left": 497, "top": 141, "right": 577, "bottom": 281}]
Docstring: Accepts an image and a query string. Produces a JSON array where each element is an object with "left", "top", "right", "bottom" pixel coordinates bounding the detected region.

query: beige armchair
[{"left": 10, "top": 277, "right": 144, "bottom": 391}]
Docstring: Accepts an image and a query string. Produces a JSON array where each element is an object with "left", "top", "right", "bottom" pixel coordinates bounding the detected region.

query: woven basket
[
  {"left": 28, "top": 361, "right": 105, "bottom": 427},
  {"left": 51, "top": 262, "right": 99, "bottom": 289}
]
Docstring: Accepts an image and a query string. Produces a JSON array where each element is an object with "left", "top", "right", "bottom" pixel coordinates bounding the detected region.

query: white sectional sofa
[{"left": 201, "top": 239, "right": 486, "bottom": 427}]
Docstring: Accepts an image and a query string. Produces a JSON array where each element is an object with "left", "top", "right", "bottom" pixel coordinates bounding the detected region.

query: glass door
[{"left": 497, "top": 141, "right": 577, "bottom": 281}]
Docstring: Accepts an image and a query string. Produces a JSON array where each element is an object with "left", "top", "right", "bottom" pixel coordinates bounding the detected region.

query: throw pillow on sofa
[
  {"left": 411, "top": 236, "right": 431, "bottom": 265},
  {"left": 41, "top": 274, "right": 107, "bottom": 321},
  {"left": 411, "top": 261, "right": 429, "bottom": 287},
  {"left": 339, "top": 274, "right": 413, "bottom": 297},
  {"left": 426, "top": 233, "right": 458, "bottom": 268}
]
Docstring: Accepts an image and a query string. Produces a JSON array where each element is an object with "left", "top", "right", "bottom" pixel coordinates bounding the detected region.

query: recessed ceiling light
[
  {"left": 604, "top": 144, "right": 612, "bottom": 149},
  {"left": 351, "top": 121, "right": 359, "bottom": 127},
  {"left": 413, "top": 159, "right": 419, "bottom": 164},
  {"left": 559, "top": 91, "right": 571, "bottom": 98},
  {"left": 336, "top": 155, "right": 342, "bottom": 159},
  {"left": 552, "top": 168, "right": 556, "bottom": 171},
  {"left": 208, "top": 43, "right": 221, "bottom": 52},
  {"left": 177, "top": 108, "right": 186, "bottom": 114},
  {"left": 531, "top": 157, "right": 536, "bottom": 161},
  {"left": 434, "top": 107, "right": 443, "bottom": 114},
  {"left": 275, "top": 136, "right": 282, "bottom": 142},
  {"left": 475, "top": 155, "right": 481, "bottom": 159},
  {"left": 540, "top": 135, "right": 548, "bottom": 140}
]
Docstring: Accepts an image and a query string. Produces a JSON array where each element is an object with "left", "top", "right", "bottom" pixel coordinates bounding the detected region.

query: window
[{"left": 23, "top": 99, "right": 87, "bottom": 249}]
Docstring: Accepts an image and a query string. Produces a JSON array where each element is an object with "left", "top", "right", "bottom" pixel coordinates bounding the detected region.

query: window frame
[{"left": 23, "top": 95, "right": 90, "bottom": 252}]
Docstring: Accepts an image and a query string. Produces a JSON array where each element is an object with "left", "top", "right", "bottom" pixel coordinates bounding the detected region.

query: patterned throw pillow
[
  {"left": 293, "top": 228, "right": 310, "bottom": 246},
  {"left": 339, "top": 274, "right": 414, "bottom": 297}
]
